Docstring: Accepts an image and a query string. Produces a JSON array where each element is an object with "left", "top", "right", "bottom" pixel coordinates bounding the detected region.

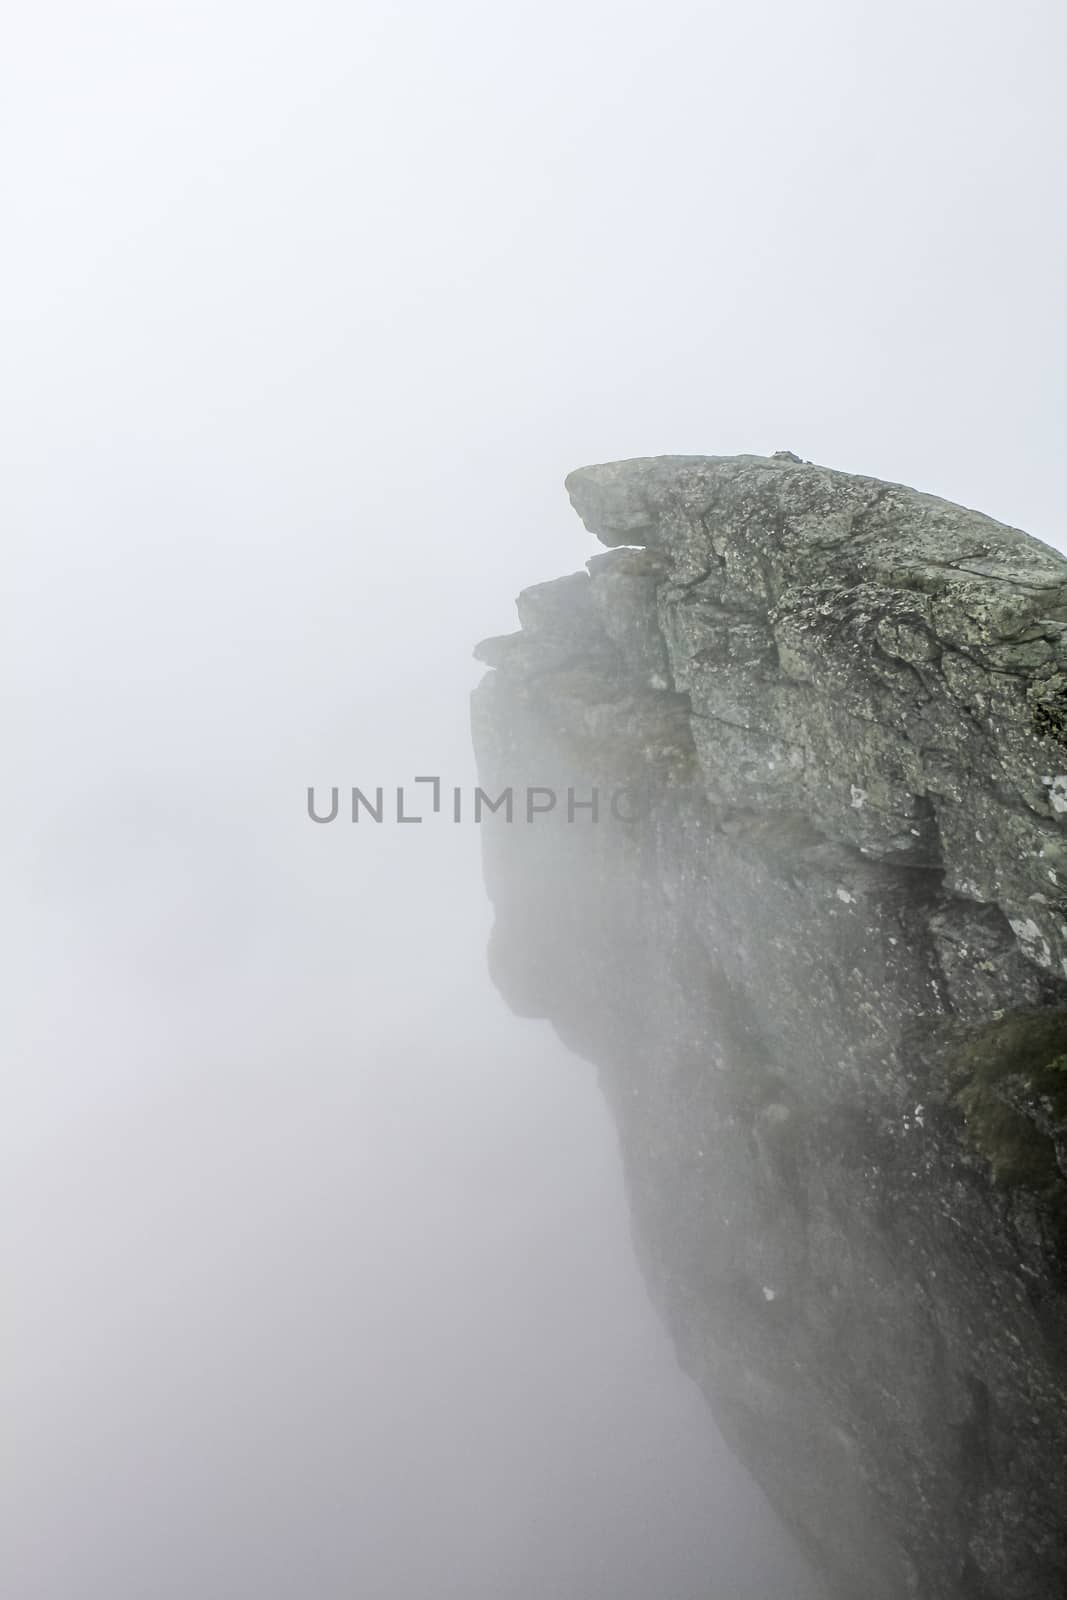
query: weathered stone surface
[{"left": 472, "top": 455, "right": 1067, "bottom": 1600}]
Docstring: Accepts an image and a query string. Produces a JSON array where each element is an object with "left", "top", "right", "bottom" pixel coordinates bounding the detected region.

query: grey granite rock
[{"left": 472, "top": 455, "right": 1067, "bottom": 1600}]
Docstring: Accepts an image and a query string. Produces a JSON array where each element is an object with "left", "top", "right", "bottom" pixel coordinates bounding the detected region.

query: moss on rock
[{"left": 949, "top": 1010, "right": 1067, "bottom": 1195}]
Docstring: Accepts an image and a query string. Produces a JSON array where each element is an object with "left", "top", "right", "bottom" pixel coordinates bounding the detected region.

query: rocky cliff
[{"left": 471, "top": 454, "right": 1067, "bottom": 1600}]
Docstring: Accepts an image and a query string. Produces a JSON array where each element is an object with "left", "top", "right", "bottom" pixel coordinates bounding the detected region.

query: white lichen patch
[
  {"left": 1009, "top": 916, "right": 1052, "bottom": 968},
  {"left": 1042, "top": 775, "right": 1067, "bottom": 814}
]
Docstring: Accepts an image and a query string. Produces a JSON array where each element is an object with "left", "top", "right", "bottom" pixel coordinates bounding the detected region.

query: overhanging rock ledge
[{"left": 472, "top": 454, "right": 1067, "bottom": 1600}]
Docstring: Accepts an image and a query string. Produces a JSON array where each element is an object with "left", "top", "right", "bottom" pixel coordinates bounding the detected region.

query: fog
[{"left": 4, "top": 3, "right": 1064, "bottom": 1597}]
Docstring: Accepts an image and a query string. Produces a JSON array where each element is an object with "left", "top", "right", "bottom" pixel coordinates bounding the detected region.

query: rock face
[{"left": 471, "top": 455, "right": 1067, "bottom": 1600}]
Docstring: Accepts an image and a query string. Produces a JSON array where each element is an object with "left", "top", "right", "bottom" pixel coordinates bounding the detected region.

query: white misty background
[{"left": 3, "top": 4, "right": 1064, "bottom": 1598}]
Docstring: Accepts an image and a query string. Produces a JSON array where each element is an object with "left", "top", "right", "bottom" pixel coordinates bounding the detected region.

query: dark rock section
[{"left": 471, "top": 455, "right": 1067, "bottom": 1600}]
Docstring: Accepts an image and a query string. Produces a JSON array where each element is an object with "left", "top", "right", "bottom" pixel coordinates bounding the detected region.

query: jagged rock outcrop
[{"left": 471, "top": 455, "right": 1067, "bottom": 1600}]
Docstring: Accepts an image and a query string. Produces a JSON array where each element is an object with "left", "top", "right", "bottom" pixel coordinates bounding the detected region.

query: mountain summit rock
[{"left": 473, "top": 455, "right": 1067, "bottom": 1600}]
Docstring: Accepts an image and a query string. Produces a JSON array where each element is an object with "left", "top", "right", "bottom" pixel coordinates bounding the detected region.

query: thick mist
[{"left": 5, "top": 3, "right": 1065, "bottom": 1598}]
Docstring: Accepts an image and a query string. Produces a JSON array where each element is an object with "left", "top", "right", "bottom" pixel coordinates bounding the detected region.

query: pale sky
[{"left": 3, "top": 3, "right": 1064, "bottom": 1597}]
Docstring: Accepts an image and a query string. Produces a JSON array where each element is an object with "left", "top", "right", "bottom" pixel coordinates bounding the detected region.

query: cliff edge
[{"left": 471, "top": 454, "right": 1067, "bottom": 1600}]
